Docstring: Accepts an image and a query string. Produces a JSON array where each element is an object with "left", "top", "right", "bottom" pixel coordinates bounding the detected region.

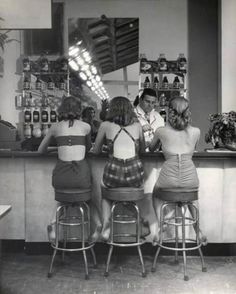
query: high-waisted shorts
[
  {"left": 103, "top": 156, "right": 144, "bottom": 188},
  {"left": 52, "top": 159, "right": 91, "bottom": 189}
]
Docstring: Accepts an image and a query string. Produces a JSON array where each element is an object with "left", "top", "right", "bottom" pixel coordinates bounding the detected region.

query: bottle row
[
  {"left": 142, "top": 75, "right": 183, "bottom": 90},
  {"left": 23, "top": 75, "right": 67, "bottom": 91},
  {"left": 16, "top": 93, "right": 62, "bottom": 108},
  {"left": 24, "top": 123, "right": 51, "bottom": 138},
  {"left": 24, "top": 107, "right": 57, "bottom": 124},
  {"left": 140, "top": 53, "right": 187, "bottom": 73},
  {"left": 22, "top": 56, "right": 68, "bottom": 73}
]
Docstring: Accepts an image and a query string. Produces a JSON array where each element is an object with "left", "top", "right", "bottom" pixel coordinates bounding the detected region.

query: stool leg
[
  {"left": 193, "top": 205, "right": 207, "bottom": 272},
  {"left": 79, "top": 206, "right": 89, "bottom": 280},
  {"left": 137, "top": 245, "right": 146, "bottom": 277},
  {"left": 152, "top": 203, "right": 165, "bottom": 272},
  {"left": 174, "top": 204, "right": 179, "bottom": 264},
  {"left": 133, "top": 203, "right": 146, "bottom": 277},
  {"left": 62, "top": 206, "right": 68, "bottom": 262},
  {"left": 104, "top": 245, "right": 113, "bottom": 277},
  {"left": 90, "top": 247, "right": 97, "bottom": 268},
  {"left": 181, "top": 205, "right": 188, "bottom": 281},
  {"left": 48, "top": 205, "right": 61, "bottom": 278}
]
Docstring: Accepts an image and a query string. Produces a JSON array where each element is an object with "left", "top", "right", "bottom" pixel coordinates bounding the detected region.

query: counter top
[{"left": 0, "top": 149, "right": 236, "bottom": 159}]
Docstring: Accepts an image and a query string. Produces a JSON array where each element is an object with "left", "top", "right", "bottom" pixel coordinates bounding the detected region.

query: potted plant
[{"left": 205, "top": 111, "right": 236, "bottom": 150}]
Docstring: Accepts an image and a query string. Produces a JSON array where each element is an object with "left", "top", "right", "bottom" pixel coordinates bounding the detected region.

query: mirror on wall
[{"left": 68, "top": 17, "right": 139, "bottom": 104}]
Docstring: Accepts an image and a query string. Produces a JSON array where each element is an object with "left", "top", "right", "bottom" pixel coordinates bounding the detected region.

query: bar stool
[
  {"left": 47, "top": 188, "right": 96, "bottom": 280},
  {"left": 101, "top": 183, "right": 146, "bottom": 277},
  {"left": 151, "top": 188, "right": 207, "bottom": 281}
]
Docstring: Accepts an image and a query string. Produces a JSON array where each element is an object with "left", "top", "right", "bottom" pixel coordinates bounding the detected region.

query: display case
[
  {"left": 16, "top": 56, "right": 70, "bottom": 139},
  {"left": 139, "top": 53, "right": 187, "bottom": 121}
]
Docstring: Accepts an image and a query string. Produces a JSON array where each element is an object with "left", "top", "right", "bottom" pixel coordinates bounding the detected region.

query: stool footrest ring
[
  {"left": 51, "top": 243, "right": 94, "bottom": 252},
  {"left": 107, "top": 240, "right": 146, "bottom": 247}
]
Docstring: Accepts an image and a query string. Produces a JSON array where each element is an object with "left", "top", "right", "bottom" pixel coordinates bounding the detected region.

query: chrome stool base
[
  {"left": 48, "top": 189, "right": 96, "bottom": 279},
  {"left": 152, "top": 190, "right": 207, "bottom": 281}
]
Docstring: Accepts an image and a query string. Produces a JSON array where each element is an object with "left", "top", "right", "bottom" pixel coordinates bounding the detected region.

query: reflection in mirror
[{"left": 68, "top": 17, "right": 139, "bottom": 105}]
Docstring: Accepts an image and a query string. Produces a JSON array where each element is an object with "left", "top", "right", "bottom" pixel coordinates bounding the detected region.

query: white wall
[
  {"left": 0, "top": 30, "right": 22, "bottom": 125},
  {"left": 221, "top": 0, "right": 236, "bottom": 112}
]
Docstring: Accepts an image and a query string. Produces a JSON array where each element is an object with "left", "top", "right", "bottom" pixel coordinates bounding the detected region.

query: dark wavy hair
[
  {"left": 106, "top": 96, "right": 136, "bottom": 126},
  {"left": 57, "top": 96, "right": 81, "bottom": 127},
  {"left": 168, "top": 96, "right": 191, "bottom": 130}
]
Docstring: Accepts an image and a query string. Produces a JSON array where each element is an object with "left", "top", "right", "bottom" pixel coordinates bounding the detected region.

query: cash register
[{"left": 0, "top": 119, "right": 21, "bottom": 150}]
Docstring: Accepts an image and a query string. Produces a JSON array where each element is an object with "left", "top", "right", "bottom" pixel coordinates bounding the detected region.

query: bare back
[
  {"left": 38, "top": 119, "right": 91, "bottom": 161},
  {"left": 153, "top": 125, "right": 200, "bottom": 155},
  {"left": 93, "top": 121, "right": 145, "bottom": 159}
]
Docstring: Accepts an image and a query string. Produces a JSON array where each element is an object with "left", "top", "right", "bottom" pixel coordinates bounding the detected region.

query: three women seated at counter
[{"left": 38, "top": 91, "right": 203, "bottom": 245}]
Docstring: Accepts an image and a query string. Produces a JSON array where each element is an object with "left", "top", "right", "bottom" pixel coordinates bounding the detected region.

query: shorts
[{"left": 103, "top": 156, "right": 144, "bottom": 188}]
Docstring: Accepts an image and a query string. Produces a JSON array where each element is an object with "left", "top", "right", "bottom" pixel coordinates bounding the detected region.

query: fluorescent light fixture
[
  {"left": 86, "top": 80, "right": 92, "bottom": 87},
  {"left": 69, "top": 59, "right": 79, "bottom": 71},
  {"left": 79, "top": 72, "right": 87, "bottom": 81},
  {"left": 69, "top": 46, "right": 79, "bottom": 57}
]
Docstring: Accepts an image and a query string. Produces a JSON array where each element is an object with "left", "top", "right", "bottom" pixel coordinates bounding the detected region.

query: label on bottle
[{"left": 41, "top": 110, "right": 49, "bottom": 123}]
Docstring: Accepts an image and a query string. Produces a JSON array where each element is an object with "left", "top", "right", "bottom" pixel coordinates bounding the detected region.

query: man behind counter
[{"left": 134, "top": 88, "right": 164, "bottom": 150}]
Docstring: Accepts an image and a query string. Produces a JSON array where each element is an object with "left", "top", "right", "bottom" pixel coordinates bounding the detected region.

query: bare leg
[
  {"left": 47, "top": 203, "right": 59, "bottom": 243},
  {"left": 89, "top": 202, "right": 102, "bottom": 242},
  {"left": 188, "top": 202, "right": 207, "bottom": 245},
  {"left": 138, "top": 195, "right": 159, "bottom": 244},
  {"left": 101, "top": 199, "right": 112, "bottom": 241}
]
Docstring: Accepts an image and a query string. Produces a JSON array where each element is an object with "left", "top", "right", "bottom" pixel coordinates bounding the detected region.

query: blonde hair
[{"left": 168, "top": 96, "right": 191, "bottom": 130}]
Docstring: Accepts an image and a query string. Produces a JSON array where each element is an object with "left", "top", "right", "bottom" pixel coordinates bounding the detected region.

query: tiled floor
[{"left": 1, "top": 252, "right": 236, "bottom": 294}]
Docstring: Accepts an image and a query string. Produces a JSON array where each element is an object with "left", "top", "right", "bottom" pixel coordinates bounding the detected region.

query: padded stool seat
[
  {"left": 55, "top": 188, "right": 91, "bottom": 203},
  {"left": 101, "top": 184, "right": 144, "bottom": 201},
  {"left": 154, "top": 188, "right": 198, "bottom": 202}
]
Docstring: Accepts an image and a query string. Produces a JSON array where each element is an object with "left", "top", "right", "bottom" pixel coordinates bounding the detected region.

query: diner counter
[{"left": 0, "top": 149, "right": 236, "bottom": 243}]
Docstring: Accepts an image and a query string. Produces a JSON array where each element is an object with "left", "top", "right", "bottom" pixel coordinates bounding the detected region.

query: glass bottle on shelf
[
  {"left": 24, "top": 124, "right": 32, "bottom": 138},
  {"left": 173, "top": 76, "right": 180, "bottom": 89},
  {"left": 33, "top": 107, "right": 40, "bottom": 123},
  {"left": 158, "top": 54, "right": 168, "bottom": 71},
  {"left": 50, "top": 107, "right": 57, "bottom": 123},
  {"left": 24, "top": 107, "right": 32, "bottom": 123},
  {"left": 153, "top": 76, "right": 159, "bottom": 89},
  {"left": 47, "top": 76, "right": 55, "bottom": 90},
  {"left": 59, "top": 77, "right": 66, "bottom": 90},
  {"left": 143, "top": 76, "right": 151, "bottom": 88},
  {"left": 35, "top": 77, "right": 42, "bottom": 90},
  {"left": 41, "top": 107, "right": 49, "bottom": 123},
  {"left": 39, "top": 55, "right": 49, "bottom": 72},
  {"left": 177, "top": 53, "right": 187, "bottom": 71},
  {"left": 23, "top": 76, "right": 30, "bottom": 90},
  {"left": 159, "top": 93, "right": 167, "bottom": 122},
  {"left": 42, "top": 124, "right": 49, "bottom": 136},
  {"left": 22, "top": 57, "right": 31, "bottom": 72},
  {"left": 161, "top": 76, "right": 169, "bottom": 89}
]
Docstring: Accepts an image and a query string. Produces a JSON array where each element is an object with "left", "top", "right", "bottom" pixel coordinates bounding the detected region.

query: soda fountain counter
[{"left": 0, "top": 150, "right": 236, "bottom": 245}]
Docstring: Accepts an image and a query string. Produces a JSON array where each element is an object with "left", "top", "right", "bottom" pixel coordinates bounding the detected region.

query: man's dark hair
[{"left": 140, "top": 88, "right": 157, "bottom": 100}]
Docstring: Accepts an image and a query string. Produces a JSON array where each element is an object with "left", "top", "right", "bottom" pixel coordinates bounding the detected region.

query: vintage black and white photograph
[{"left": 0, "top": 0, "right": 236, "bottom": 293}]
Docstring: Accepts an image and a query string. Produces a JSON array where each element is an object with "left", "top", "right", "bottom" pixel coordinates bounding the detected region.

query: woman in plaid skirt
[{"left": 93, "top": 96, "right": 147, "bottom": 241}]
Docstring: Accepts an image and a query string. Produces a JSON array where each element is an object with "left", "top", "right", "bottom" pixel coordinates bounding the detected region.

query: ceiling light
[
  {"left": 79, "top": 72, "right": 87, "bottom": 81},
  {"left": 69, "top": 59, "right": 79, "bottom": 71},
  {"left": 76, "top": 56, "right": 84, "bottom": 66},
  {"left": 90, "top": 65, "right": 97, "bottom": 75},
  {"left": 69, "top": 46, "right": 79, "bottom": 57},
  {"left": 95, "top": 75, "right": 101, "bottom": 82},
  {"left": 86, "top": 80, "right": 92, "bottom": 87}
]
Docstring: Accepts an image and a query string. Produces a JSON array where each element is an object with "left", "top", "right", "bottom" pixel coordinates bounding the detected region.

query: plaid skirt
[{"left": 103, "top": 156, "right": 144, "bottom": 188}]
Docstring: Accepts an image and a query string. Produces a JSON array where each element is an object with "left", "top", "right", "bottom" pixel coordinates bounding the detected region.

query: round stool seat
[
  {"left": 55, "top": 188, "right": 91, "bottom": 203},
  {"left": 101, "top": 183, "right": 144, "bottom": 202},
  {"left": 153, "top": 188, "right": 198, "bottom": 202}
]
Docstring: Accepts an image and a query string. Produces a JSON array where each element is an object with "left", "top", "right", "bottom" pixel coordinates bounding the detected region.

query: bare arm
[
  {"left": 38, "top": 125, "right": 56, "bottom": 154},
  {"left": 92, "top": 122, "right": 106, "bottom": 154},
  {"left": 149, "top": 128, "right": 162, "bottom": 152},
  {"left": 194, "top": 128, "right": 201, "bottom": 150},
  {"left": 138, "top": 123, "right": 146, "bottom": 154}
]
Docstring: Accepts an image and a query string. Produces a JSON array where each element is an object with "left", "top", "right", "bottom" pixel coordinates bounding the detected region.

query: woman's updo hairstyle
[
  {"left": 57, "top": 95, "right": 81, "bottom": 127},
  {"left": 168, "top": 96, "right": 191, "bottom": 130},
  {"left": 106, "top": 96, "right": 136, "bottom": 126}
]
